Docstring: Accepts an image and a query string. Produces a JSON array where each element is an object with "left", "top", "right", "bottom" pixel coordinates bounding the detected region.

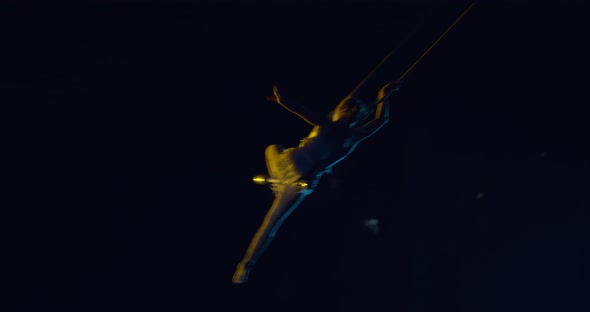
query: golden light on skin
[
  {"left": 307, "top": 127, "right": 319, "bottom": 139},
  {"left": 332, "top": 96, "right": 359, "bottom": 122}
]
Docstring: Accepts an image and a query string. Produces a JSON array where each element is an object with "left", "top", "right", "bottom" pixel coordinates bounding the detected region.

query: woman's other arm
[
  {"left": 267, "top": 85, "right": 325, "bottom": 126},
  {"left": 354, "top": 82, "right": 399, "bottom": 140}
]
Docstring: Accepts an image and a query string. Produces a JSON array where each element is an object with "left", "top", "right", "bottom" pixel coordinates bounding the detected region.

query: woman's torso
[{"left": 290, "top": 120, "right": 360, "bottom": 177}]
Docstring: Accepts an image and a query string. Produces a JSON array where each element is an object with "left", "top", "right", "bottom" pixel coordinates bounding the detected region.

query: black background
[{"left": 5, "top": 0, "right": 589, "bottom": 311}]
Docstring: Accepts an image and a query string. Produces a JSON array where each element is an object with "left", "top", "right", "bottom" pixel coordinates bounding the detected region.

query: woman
[{"left": 232, "top": 81, "right": 400, "bottom": 283}]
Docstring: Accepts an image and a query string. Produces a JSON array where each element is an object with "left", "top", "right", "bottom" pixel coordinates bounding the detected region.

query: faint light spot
[
  {"left": 539, "top": 152, "right": 548, "bottom": 158},
  {"left": 476, "top": 192, "right": 485, "bottom": 199},
  {"left": 327, "top": 178, "right": 343, "bottom": 189},
  {"left": 362, "top": 218, "right": 379, "bottom": 234}
]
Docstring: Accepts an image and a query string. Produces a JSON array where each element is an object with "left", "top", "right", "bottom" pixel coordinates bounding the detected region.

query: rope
[
  {"left": 346, "top": 4, "right": 438, "bottom": 98},
  {"left": 395, "top": 1, "right": 478, "bottom": 84},
  {"left": 348, "top": 1, "right": 478, "bottom": 100},
  {"left": 359, "top": 0, "right": 478, "bottom": 119}
]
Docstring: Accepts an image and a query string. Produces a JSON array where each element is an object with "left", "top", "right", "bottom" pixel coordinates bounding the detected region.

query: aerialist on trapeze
[
  {"left": 231, "top": 0, "right": 477, "bottom": 285},
  {"left": 232, "top": 81, "right": 400, "bottom": 283}
]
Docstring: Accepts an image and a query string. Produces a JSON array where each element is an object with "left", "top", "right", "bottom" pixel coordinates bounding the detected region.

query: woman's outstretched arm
[
  {"left": 267, "top": 85, "right": 325, "bottom": 126},
  {"left": 354, "top": 82, "right": 399, "bottom": 140}
]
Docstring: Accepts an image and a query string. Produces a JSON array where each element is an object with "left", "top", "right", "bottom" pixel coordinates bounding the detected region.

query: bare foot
[{"left": 232, "top": 262, "right": 250, "bottom": 284}]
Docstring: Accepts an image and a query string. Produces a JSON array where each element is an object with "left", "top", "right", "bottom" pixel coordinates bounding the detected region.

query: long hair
[{"left": 331, "top": 96, "right": 370, "bottom": 122}]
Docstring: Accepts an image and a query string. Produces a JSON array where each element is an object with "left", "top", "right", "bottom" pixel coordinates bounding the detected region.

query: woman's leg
[{"left": 232, "top": 185, "right": 309, "bottom": 283}]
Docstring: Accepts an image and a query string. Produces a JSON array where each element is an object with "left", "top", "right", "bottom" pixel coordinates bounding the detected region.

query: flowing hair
[{"left": 331, "top": 96, "right": 370, "bottom": 122}]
